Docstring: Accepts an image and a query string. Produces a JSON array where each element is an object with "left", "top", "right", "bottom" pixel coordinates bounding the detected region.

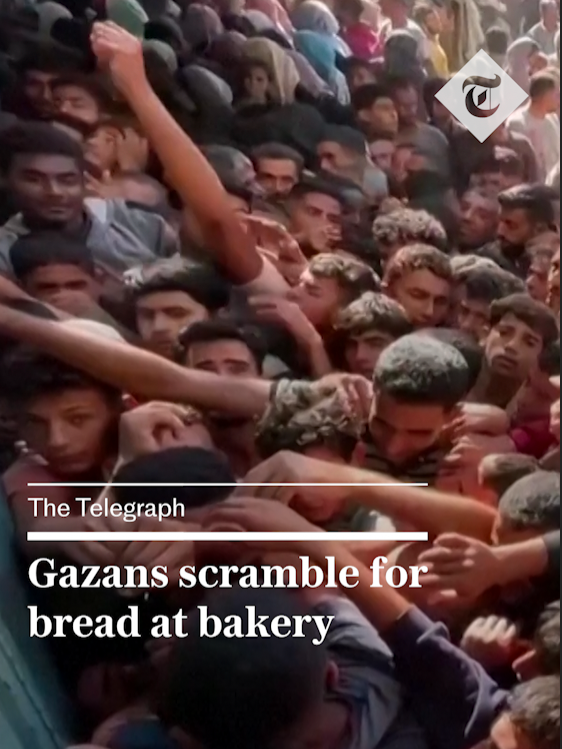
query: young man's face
[
  {"left": 347, "top": 65, "right": 376, "bottom": 91},
  {"left": 344, "top": 329, "right": 396, "bottom": 378},
  {"left": 184, "top": 338, "right": 260, "bottom": 377},
  {"left": 22, "top": 69, "right": 58, "bottom": 118},
  {"left": 290, "top": 268, "right": 343, "bottom": 328},
  {"left": 317, "top": 142, "right": 360, "bottom": 182},
  {"left": 53, "top": 84, "right": 102, "bottom": 126},
  {"left": 369, "top": 392, "right": 449, "bottom": 465},
  {"left": 497, "top": 207, "right": 539, "bottom": 252},
  {"left": 289, "top": 191, "right": 342, "bottom": 236},
  {"left": 458, "top": 191, "right": 499, "bottom": 249},
  {"left": 9, "top": 154, "right": 84, "bottom": 226},
  {"left": 85, "top": 125, "right": 119, "bottom": 172},
  {"left": 386, "top": 269, "right": 451, "bottom": 328},
  {"left": 20, "top": 387, "right": 117, "bottom": 476},
  {"left": 485, "top": 313, "right": 544, "bottom": 382},
  {"left": 455, "top": 290, "right": 491, "bottom": 343},
  {"left": 357, "top": 97, "right": 399, "bottom": 138},
  {"left": 24, "top": 263, "right": 98, "bottom": 313},
  {"left": 135, "top": 291, "right": 209, "bottom": 359},
  {"left": 255, "top": 158, "right": 299, "bottom": 199},
  {"left": 526, "top": 253, "right": 552, "bottom": 302},
  {"left": 393, "top": 86, "right": 419, "bottom": 128},
  {"left": 369, "top": 138, "right": 395, "bottom": 173}
]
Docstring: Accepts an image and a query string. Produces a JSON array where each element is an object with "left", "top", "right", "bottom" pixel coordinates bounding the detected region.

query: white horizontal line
[
  {"left": 27, "top": 531, "right": 429, "bottom": 542},
  {"left": 27, "top": 482, "right": 428, "bottom": 487}
]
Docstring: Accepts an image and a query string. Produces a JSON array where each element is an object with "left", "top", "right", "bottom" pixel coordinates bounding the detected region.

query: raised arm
[{"left": 90, "top": 22, "right": 284, "bottom": 290}]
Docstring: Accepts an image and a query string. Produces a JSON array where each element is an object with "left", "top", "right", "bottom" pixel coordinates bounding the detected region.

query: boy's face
[
  {"left": 369, "top": 391, "right": 449, "bottom": 466},
  {"left": 85, "top": 125, "right": 120, "bottom": 172},
  {"left": 185, "top": 338, "right": 260, "bottom": 378},
  {"left": 135, "top": 290, "right": 209, "bottom": 359},
  {"left": 385, "top": 269, "right": 451, "bottom": 328},
  {"left": 24, "top": 263, "right": 98, "bottom": 313},
  {"left": 53, "top": 84, "right": 101, "bottom": 126},
  {"left": 20, "top": 387, "right": 117, "bottom": 476},
  {"left": 547, "top": 248, "right": 560, "bottom": 314},
  {"left": 289, "top": 269, "right": 343, "bottom": 329},
  {"left": 484, "top": 313, "right": 544, "bottom": 382},
  {"left": 455, "top": 291, "right": 491, "bottom": 343},
  {"left": 344, "top": 329, "right": 396, "bottom": 378}
]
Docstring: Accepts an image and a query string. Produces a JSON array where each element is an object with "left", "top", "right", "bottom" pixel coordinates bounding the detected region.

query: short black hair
[
  {"left": 131, "top": 261, "right": 230, "bottom": 313},
  {"left": 10, "top": 232, "right": 94, "bottom": 282},
  {"left": 498, "top": 184, "right": 558, "bottom": 228},
  {"left": 0, "top": 122, "right": 84, "bottom": 175},
  {"left": 158, "top": 587, "right": 328, "bottom": 749},
  {"left": 178, "top": 319, "right": 266, "bottom": 373},
  {"left": 490, "top": 294, "right": 559, "bottom": 347},
  {"left": 422, "top": 77, "right": 447, "bottom": 115},
  {"left": 320, "top": 125, "right": 367, "bottom": 155},
  {"left": 251, "top": 142, "right": 304, "bottom": 170},
  {"left": 372, "top": 208, "right": 448, "bottom": 253},
  {"left": 351, "top": 83, "right": 393, "bottom": 112},
  {"left": 498, "top": 471, "right": 560, "bottom": 533},
  {"left": 458, "top": 265, "right": 525, "bottom": 304},
  {"left": 334, "top": 291, "right": 413, "bottom": 339},
  {"left": 341, "top": 56, "right": 375, "bottom": 76},
  {"left": 112, "top": 447, "right": 235, "bottom": 509},
  {"left": 18, "top": 46, "right": 75, "bottom": 76},
  {"left": 535, "top": 601, "right": 560, "bottom": 675},
  {"left": 486, "top": 26, "right": 510, "bottom": 54},
  {"left": 373, "top": 333, "right": 470, "bottom": 409},
  {"left": 289, "top": 176, "right": 347, "bottom": 208},
  {"left": 419, "top": 327, "right": 483, "bottom": 392},
  {"left": 530, "top": 72, "right": 559, "bottom": 101},
  {"left": 480, "top": 453, "right": 540, "bottom": 498},
  {"left": 0, "top": 345, "right": 120, "bottom": 406},
  {"left": 475, "top": 147, "right": 524, "bottom": 179},
  {"left": 508, "top": 676, "right": 560, "bottom": 749}
]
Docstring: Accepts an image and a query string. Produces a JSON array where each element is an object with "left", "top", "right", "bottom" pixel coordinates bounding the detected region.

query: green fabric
[{"left": 107, "top": 0, "right": 148, "bottom": 38}]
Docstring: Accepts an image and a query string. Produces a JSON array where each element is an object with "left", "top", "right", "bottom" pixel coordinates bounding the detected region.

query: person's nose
[{"left": 47, "top": 422, "right": 70, "bottom": 450}]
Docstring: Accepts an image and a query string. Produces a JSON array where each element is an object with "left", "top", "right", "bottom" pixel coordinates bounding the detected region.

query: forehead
[
  {"left": 257, "top": 157, "right": 297, "bottom": 173},
  {"left": 300, "top": 191, "right": 342, "bottom": 213},
  {"left": 370, "top": 139, "right": 395, "bottom": 155},
  {"left": 25, "top": 387, "right": 110, "bottom": 415},
  {"left": 373, "top": 391, "right": 447, "bottom": 426},
  {"left": 395, "top": 86, "right": 417, "bottom": 102},
  {"left": 188, "top": 338, "right": 253, "bottom": 361},
  {"left": 500, "top": 206, "right": 531, "bottom": 223},
  {"left": 136, "top": 289, "right": 203, "bottom": 310},
  {"left": 25, "top": 69, "right": 58, "bottom": 82},
  {"left": 53, "top": 83, "right": 96, "bottom": 100},
  {"left": 372, "top": 96, "right": 396, "bottom": 109},
  {"left": 29, "top": 263, "right": 90, "bottom": 281},
  {"left": 493, "top": 312, "right": 542, "bottom": 339},
  {"left": 10, "top": 153, "right": 80, "bottom": 175},
  {"left": 462, "top": 191, "right": 497, "bottom": 212},
  {"left": 398, "top": 268, "right": 451, "bottom": 292}
]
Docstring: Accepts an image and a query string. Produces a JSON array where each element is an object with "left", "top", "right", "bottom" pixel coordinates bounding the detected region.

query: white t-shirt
[
  {"left": 506, "top": 106, "right": 560, "bottom": 180},
  {"left": 527, "top": 22, "right": 559, "bottom": 56}
]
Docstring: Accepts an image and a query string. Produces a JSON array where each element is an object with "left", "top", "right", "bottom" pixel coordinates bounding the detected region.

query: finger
[{"left": 434, "top": 534, "right": 474, "bottom": 550}]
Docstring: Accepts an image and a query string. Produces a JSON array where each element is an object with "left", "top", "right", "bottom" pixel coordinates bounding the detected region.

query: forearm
[
  {"left": 494, "top": 536, "right": 550, "bottom": 585},
  {"left": 352, "top": 475, "right": 497, "bottom": 541},
  {"left": 123, "top": 81, "right": 261, "bottom": 284},
  {"left": 0, "top": 304, "right": 271, "bottom": 416},
  {"left": 303, "top": 336, "right": 333, "bottom": 378}
]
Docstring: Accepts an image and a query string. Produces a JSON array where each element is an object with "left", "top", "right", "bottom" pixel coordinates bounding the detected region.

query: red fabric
[
  {"left": 510, "top": 418, "right": 558, "bottom": 458},
  {"left": 341, "top": 23, "right": 382, "bottom": 59}
]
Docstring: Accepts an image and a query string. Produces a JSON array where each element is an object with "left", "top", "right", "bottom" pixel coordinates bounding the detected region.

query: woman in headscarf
[
  {"left": 291, "top": 0, "right": 351, "bottom": 57},
  {"left": 181, "top": 4, "right": 224, "bottom": 53},
  {"left": 505, "top": 37, "right": 542, "bottom": 93},
  {"left": 294, "top": 30, "right": 350, "bottom": 103},
  {"left": 242, "top": 37, "right": 301, "bottom": 103}
]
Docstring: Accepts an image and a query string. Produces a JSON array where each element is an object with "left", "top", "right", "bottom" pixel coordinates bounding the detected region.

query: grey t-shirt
[
  {"left": 0, "top": 198, "right": 177, "bottom": 278},
  {"left": 317, "top": 598, "right": 429, "bottom": 749}
]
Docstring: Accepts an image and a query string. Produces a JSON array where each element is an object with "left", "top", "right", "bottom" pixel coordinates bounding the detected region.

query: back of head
[
  {"left": 10, "top": 231, "right": 93, "bottom": 282},
  {"left": 498, "top": 471, "right": 560, "bottom": 534},
  {"left": 158, "top": 587, "right": 328, "bottom": 749},
  {"left": 507, "top": 676, "right": 560, "bottom": 749},
  {"left": 419, "top": 327, "right": 484, "bottom": 393},
  {"left": 535, "top": 601, "right": 560, "bottom": 676},
  {"left": 373, "top": 333, "right": 470, "bottom": 408}
]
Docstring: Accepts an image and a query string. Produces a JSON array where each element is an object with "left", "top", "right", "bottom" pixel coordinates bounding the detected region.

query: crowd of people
[{"left": 0, "top": 0, "right": 560, "bottom": 747}]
